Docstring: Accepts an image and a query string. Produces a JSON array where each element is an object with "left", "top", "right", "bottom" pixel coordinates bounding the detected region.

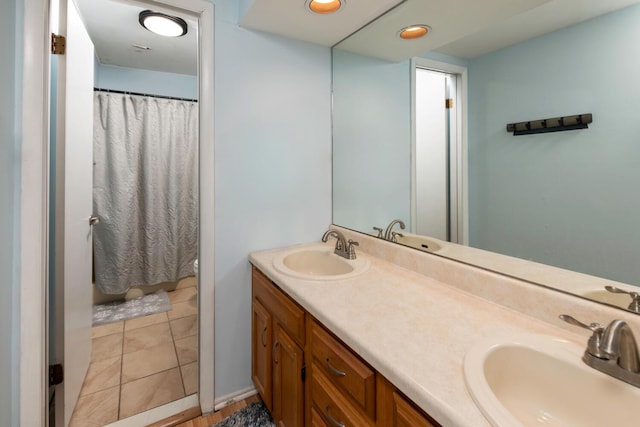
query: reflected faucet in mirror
[
  {"left": 372, "top": 219, "right": 406, "bottom": 242},
  {"left": 606, "top": 286, "right": 640, "bottom": 314}
]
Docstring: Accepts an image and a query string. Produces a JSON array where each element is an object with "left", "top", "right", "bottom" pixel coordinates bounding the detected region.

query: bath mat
[
  {"left": 211, "top": 402, "right": 274, "bottom": 427},
  {"left": 92, "top": 290, "right": 172, "bottom": 326}
]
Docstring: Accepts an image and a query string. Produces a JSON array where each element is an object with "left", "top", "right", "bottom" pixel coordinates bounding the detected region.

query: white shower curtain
[{"left": 93, "top": 92, "right": 198, "bottom": 294}]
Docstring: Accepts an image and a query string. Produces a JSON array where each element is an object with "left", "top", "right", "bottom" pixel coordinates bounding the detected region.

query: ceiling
[
  {"left": 242, "top": 0, "right": 640, "bottom": 61},
  {"left": 240, "top": 0, "right": 405, "bottom": 46},
  {"left": 75, "top": 0, "right": 198, "bottom": 76},
  {"left": 75, "top": 0, "right": 640, "bottom": 74},
  {"left": 435, "top": 0, "right": 640, "bottom": 58}
]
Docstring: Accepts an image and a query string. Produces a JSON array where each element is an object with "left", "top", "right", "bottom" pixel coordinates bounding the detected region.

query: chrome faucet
[
  {"left": 321, "top": 229, "right": 359, "bottom": 260},
  {"left": 383, "top": 219, "right": 405, "bottom": 241},
  {"left": 560, "top": 314, "right": 640, "bottom": 387}
]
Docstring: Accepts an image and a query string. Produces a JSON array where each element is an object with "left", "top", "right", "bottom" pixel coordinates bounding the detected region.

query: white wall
[
  {"left": 212, "top": 1, "right": 332, "bottom": 398},
  {"left": 1, "top": 0, "right": 17, "bottom": 424}
]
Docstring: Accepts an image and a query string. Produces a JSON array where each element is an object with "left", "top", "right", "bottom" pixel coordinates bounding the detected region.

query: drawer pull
[
  {"left": 325, "top": 357, "right": 346, "bottom": 377},
  {"left": 261, "top": 327, "right": 267, "bottom": 347},
  {"left": 273, "top": 342, "right": 280, "bottom": 364},
  {"left": 324, "top": 405, "right": 345, "bottom": 427}
]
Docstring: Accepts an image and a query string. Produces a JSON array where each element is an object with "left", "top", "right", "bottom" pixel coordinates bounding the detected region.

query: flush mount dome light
[
  {"left": 306, "top": 0, "right": 344, "bottom": 14},
  {"left": 399, "top": 25, "right": 431, "bottom": 40},
  {"left": 139, "top": 10, "right": 188, "bottom": 37}
]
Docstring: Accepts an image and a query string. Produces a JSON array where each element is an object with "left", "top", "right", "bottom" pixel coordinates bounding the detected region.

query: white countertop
[{"left": 249, "top": 242, "right": 584, "bottom": 427}]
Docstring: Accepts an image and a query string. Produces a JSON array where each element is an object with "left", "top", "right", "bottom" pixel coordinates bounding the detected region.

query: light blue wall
[
  {"left": 332, "top": 49, "right": 411, "bottom": 232},
  {"left": 213, "top": 0, "right": 332, "bottom": 398},
  {"left": 1, "top": 0, "right": 17, "bottom": 424},
  {"left": 468, "top": 4, "right": 640, "bottom": 284},
  {"left": 95, "top": 63, "right": 198, "bottom": 99}
]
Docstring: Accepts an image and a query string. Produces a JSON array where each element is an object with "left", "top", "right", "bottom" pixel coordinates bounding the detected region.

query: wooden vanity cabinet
[
  {"left": 251, "top": 298, "right": 273, "bottom": 410},
  {"left": 252, "top": 267, "right": 305, "bottom": 427},
  {"left": 377, "top": 376, "right": 438, "bottom": 427},
  {"left": 252, "top": 266, "right": 440, "bottom": 427},
  {"left": 307, "top": 318, "right": 376, "bottom": 427}
]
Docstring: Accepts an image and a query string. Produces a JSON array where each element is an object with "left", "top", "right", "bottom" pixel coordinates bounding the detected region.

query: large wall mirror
[{"left": 332, "top": 0, "right": 640, "bottom": 314}]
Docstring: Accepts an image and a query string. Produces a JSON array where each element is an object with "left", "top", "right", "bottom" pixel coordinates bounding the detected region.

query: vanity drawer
[
  {"left": 311, "top": 364, "right": 374, "bottom": 427},
  {"left": 252, "top": 267, "right": 305, "bottom": 346},
  {"left": 309, "top": 318, "right": 376, "bottom": 419}
]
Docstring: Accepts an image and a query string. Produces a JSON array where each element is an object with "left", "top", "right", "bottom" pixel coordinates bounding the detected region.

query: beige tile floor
[{"left": 70, "top": 284, "right": 198, "bottom": 426}]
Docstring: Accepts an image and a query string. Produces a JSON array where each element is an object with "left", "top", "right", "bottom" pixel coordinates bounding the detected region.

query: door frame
[
  {"left": 410, "top": 57, "right": 468, "bottom": 245},
  {"left": 19, "top": 0, "right": 215, "bottom": 424}
]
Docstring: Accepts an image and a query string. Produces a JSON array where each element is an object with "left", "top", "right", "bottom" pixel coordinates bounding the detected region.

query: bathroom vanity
[
  {"left": 251, "top": 266, "right": 437, "bottom": 427},
  {"left": 249, "top": 227, "right": 640, "bottom": 427}
]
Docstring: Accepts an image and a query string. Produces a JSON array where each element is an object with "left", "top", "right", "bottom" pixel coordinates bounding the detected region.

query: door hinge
[
  {"left": 49, "top": 364, "right": 64, "bottom": 387},
  {"left": 301, "top": 366, "right": 306, "bottom": 382},
  {"left": 445, "top": 98, "right": 454, "bottom": 109},
  {"left": 51, "top": 33, "right": 66, "bottom": 55}
]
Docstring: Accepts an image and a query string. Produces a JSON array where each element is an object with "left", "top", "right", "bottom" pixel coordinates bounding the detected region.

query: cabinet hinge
[
  {"left": 49, "top": 364, "right": 64, "bottom": 386},
  {"left": 301, "top": 366, "right": 306, "bottom": 382},
  {"left": 445, "top": 98, "right": 454, "bottom": 109},
  {"left": 51, "top": 33, "right": 66, "bottom": 55}
]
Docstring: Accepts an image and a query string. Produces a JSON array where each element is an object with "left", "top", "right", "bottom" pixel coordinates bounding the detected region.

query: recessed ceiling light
[
  {"left": 139, "top": 10, "right": 188, "bottom": 37},
  {"left": 399, "top": 25, "right": 431, "bottom": 40},
  {"left": 306, "top": 0, "right": 344, "bottom": 14}
]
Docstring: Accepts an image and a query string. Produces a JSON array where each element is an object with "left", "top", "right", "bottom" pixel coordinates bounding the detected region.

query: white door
[
  {"left": 52, "top": 0, "right": 95, "bottom": 425},
  {"left": 415, "top": 68, "right": 449, "bottom": 240}
]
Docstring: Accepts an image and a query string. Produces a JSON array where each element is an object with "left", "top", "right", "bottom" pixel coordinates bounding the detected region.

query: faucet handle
[
  {"left": 346, "top": 239, "right": 359, "bottom": 260},
  {"left": 372, "top": 227, "right": 384, "bottom": 238},
  {"left": 559, "top": 314, "right": 608, "bottom": 358},
  {"left": 606, "top": 286, "right": 640, "bottom": 313},
  {"left": 391, "top": 231, "right": 404, "bottom": 242}
]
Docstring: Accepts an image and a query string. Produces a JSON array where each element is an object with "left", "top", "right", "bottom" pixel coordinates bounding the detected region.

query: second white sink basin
[
  {"left": 272, "top": 245, "right": 370, "bottom": 281},
  {"left": 580, "top": 289, "right": 631, "bottom": 310},
  {"left": 394, "top": 233, "right": 442, "bottom": 253},
  {"left": 464, "top": 334, "right": 639, "bottom": 427}
]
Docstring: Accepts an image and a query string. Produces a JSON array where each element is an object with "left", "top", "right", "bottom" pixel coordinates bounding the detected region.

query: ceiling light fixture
[
  {"left": 306, "top": 0, "right": 344, "bottom": 14},
  {"left": 139, "top": 10, "right": 188, "bottom": 37},
  {"left": 399, "top": 25, "right": 431, "bottom": 40}
]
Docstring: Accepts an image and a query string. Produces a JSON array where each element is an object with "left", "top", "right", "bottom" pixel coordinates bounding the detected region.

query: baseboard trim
[
  {"left": 213, "top": 387, "right": 258, "bottom": 412},
  {"left": 104, "top": 394, "right": 199, "bottom": 427},
  {"left": 146, "top": 405, "right": 202, "bottom": 427}
]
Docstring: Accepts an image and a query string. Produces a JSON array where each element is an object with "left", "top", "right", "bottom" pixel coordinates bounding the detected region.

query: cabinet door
[
  {"left": 392, "top": 392, "right": 436, "bottom": 427},
  {"left": 273, "top": 325, "right": 305, "bottom": 427},
  {"left": 377, "top": 376, "right": 439, "bottom": 427},
  {"left": 252, "top": 299, "right": 273, "bottom": 410}
]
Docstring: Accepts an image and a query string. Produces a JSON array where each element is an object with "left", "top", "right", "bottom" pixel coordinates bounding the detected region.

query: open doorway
[{"left": 48, "top": 0, "right": 214, "bottom": 425}]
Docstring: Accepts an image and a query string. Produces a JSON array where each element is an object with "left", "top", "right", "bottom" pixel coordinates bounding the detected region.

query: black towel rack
[{"left": 506, "top": 113, "right": 592, "bottom": 136}]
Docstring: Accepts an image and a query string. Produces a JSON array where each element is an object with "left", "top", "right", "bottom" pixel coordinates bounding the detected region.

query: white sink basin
[
  {"left": 464, "top": 334, "right": 640, "bottom": 427},
  {"left": 272, "top": 246, "right": 370, "bottom": 281}
]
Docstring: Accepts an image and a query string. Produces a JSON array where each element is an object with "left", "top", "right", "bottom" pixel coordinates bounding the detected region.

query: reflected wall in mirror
[{"left": 332, "top": 1, "right": 640, "bottom": 313}]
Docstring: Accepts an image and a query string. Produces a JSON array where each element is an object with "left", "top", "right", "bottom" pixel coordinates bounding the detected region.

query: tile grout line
[{"left": 167, "top": 302, "right": 188, "bottom": 396}]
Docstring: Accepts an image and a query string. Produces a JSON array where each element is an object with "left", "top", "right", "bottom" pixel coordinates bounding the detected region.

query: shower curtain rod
[{"left": 94, "top": 87, "right": 198, "bottom": 103}]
